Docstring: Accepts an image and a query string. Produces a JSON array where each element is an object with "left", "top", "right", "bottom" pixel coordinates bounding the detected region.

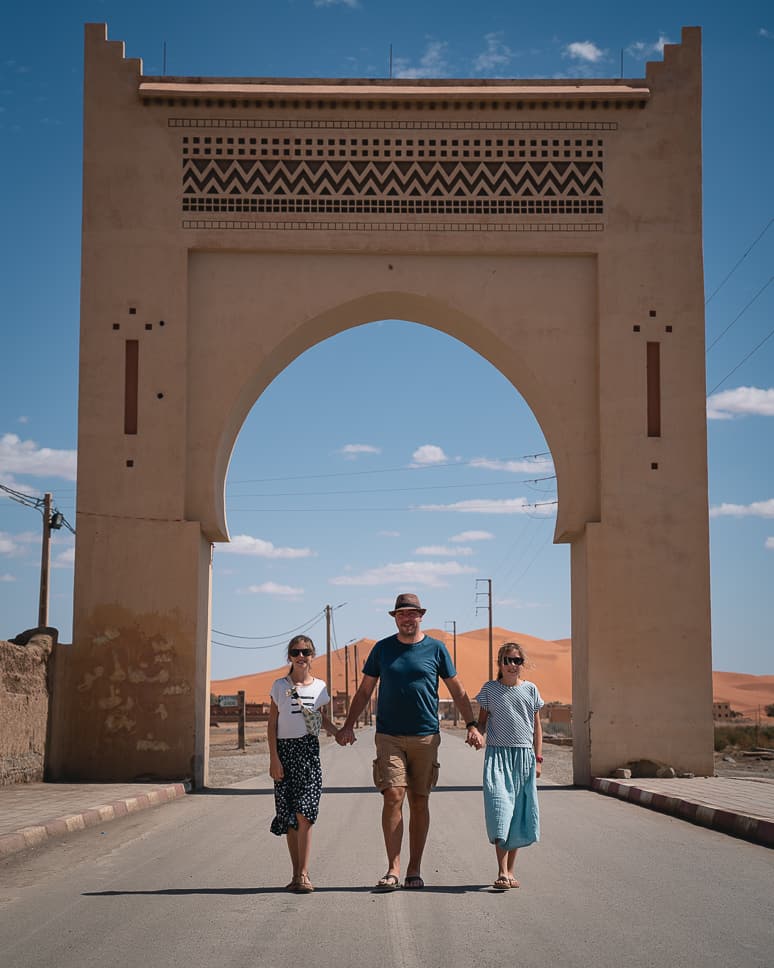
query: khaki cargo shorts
[{"left": 373, "top": 732, "right": 441, "bottom": 796}]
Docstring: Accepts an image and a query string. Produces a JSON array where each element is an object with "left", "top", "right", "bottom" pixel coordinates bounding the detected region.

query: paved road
[{"left": 1, "top": 729, "right": 771, "bottom": 968}]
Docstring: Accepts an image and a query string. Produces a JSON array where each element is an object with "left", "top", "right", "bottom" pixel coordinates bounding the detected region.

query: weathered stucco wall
[{"left": 0, "top": 630, "right": 56, "bottom": 785}]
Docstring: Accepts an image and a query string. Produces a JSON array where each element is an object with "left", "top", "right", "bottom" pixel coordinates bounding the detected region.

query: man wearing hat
[{"left": 337, "top": 593, "right": 483, "bottom": 891}]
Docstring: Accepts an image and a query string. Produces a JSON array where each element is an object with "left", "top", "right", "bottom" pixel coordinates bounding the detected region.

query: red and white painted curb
[
  {"left": 591, "top": 777, "right": 773, "bottom": 848},
  {"left": 0, "top": 782, "right": 190, "bottom": 860}
]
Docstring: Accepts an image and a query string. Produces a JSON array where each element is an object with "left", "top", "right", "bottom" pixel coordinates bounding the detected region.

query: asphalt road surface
[{"left": 1, "top": 728, "right": 771, "bottom": 968}]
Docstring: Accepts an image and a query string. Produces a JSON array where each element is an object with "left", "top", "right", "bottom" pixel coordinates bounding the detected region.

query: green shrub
[{"left": 714, "top": 724, "right": 774, "bottom": 752}]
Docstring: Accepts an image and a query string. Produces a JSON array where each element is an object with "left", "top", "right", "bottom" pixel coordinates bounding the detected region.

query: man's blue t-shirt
[{"left": 362, "top": 634, "right": 456, "bottom": 736}]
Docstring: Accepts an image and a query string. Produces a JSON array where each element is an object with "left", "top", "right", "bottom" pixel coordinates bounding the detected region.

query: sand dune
[{"left": 212, "top": 628, "right": 772, "bottom": 718}]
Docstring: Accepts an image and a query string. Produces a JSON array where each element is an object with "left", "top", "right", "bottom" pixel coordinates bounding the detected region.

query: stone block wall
[{"left": 0, "top": 629, "right": 56, "bottom": 785}]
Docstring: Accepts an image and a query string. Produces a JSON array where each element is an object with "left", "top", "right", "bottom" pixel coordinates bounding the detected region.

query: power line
[
  {"left": 707, "top": 324, "right": 774, "bottom": 396},
  {"left": 706, "top": 276, "right": 773, "bottom": 354},
  {"left": 228, "top": 452, "right": 552, "bottom": 487},
  {"left": 227, "top": 499, "right": 558, "bottom": 513},
  {"left": 227, "top": 474, "right": 556, "bottom": 501},
  {"left": 211, "top": 613, "right": 325, "bottom": 651},
  {"left": 705, "top": 217, "right": 773, "bottom": 306},
  {"left": 212, "top": 609, "right": 325, "bottom": 640}
]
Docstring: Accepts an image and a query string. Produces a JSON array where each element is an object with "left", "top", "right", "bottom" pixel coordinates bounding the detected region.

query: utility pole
[
  {"left": 344, "top": 641, "right": 350, "bottom": 716},
  {"left": 476, "top": 578, "right": 493, "bottom": 681},
  {"left": 325, "top": 604, "right": 332, "bottom": 711},
  {"left": 38, "top": 493, "right": 53, "bottom": 627},
  {"left": 353, "top": 643, "right": 359, "bottom": 726},
  {"left": 445, "top": 620, "right": 458, "bottom": 725}
]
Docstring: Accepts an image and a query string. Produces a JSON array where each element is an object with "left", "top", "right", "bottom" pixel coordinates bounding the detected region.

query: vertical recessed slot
[
  {"left": 124, "top": 339, "right": 139, "bottom": 435},
  {"left": 646, "top": 341, "right": 661, "bottom": 438}
]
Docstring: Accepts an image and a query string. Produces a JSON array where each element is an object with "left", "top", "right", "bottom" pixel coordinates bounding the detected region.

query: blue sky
[{"left": 0, "top": 1, "right": 771, "bottom": 681}]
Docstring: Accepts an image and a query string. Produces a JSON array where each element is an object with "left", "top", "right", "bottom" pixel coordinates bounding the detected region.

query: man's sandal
[
  {"left": 403, "top": 875, "right": 425, "bottom": 889},
  {"left": 375, "top": 873, "right": 400, "bottom": 892}
]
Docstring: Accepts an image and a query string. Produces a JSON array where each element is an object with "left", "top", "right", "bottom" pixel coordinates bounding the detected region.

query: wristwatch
[
  {"left": 535, "top": 754, "right": 544, "bottom": 763},
  {"left": 465, "top": 720, "right": 479, "bottom": 730}
]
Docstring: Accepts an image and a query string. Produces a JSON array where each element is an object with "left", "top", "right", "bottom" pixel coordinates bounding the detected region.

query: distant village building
[
  {"left": 541, "top": 702, "right": 572, "bottom": 725},
  {"left": 713, "top": 701, "right": 734, "bottom": 721}
]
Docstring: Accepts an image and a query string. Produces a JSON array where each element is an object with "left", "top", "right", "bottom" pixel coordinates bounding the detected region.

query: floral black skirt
[{"left": 270, "top": 734, "right": 323, "bottom": 836}]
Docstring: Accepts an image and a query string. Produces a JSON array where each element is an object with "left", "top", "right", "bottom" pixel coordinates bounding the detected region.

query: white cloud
[
  {"left": 450, "top": 530, "right": 494, "bottom": 542},
  {"left": 765, "top": 537, "right": 774, "bottom": 550},
  {"left": 313, "top": 0, "right": 358, "bottom": 7},
  {"left": 414, "top": 545, "right": 473, "bottom": 556},
  {"left": 243, "top": 581, "right": 304, "bottom": 597},
  {"left": 418, "top": 497, "right": 556, "bottom": 515},
  {"left": 53, "top": 547, "right": 75, "bottom": 568},
  {"left": 0, "top": 573, "right": 15, "bottom": 582},
  {"left": 0, "top": 433, "right": 77, "bottom": 481},
  {"left": 564, "top": 41, "right": 605, "bottom": 63},
  {"left": 216, "top": 534, "right": 315, "bottom": 558},
  {"left": 0, "top": 533, "right": 18, "bottom": 554},
  {"left": 411, "top": 444, "right": 448, "bottom": 465},
  {"left": 394, "top": 41, "right": 450, "bottom": 79},
  {"left": 706, "top": 386, "right": 774, "bottom": 420},
  {"left": 759, "top": 28, "right": 772, "bottom": 39},
  {"left": 626, "top": 35, "right": 670, "bottom": 59},
  {"left": 338, "top": 443, "right": 381, "bottom": 459},
  {"left": 710, "top": 499, "right": 774, "bottom": 519},
  {"left": 496, "top": 597, "right": 543, "bottom": 609},
  {"left": 330, "top": 559, "right": 476, "bottom": 588},
  {"left": 18, "top": 416, "right": 29, "bottom": 424},
  {"left": 470, "top": 456, "right": 554, "bottom": 474},
  {"left": 473, "top": 32, "right": 514, "bottom": 73},
  {"left": 379, "top": 530, "right": 401, "bottom": 537}
]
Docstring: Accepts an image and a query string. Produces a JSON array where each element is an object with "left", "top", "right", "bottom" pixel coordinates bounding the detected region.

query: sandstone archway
[{"left": 50, "top": 24, "right": 713, "bottom": 788}]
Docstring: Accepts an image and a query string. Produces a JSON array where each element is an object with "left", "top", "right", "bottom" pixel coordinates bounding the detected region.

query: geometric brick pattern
[{"left": 179, "top": 123, "right": 608, "bottom": 230}]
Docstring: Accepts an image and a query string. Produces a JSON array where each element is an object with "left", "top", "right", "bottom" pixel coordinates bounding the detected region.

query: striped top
[{"left": 475, "top": 679, "right": 544, "bottom": 747}]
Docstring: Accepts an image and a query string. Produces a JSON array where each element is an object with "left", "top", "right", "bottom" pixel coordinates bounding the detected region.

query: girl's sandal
[
  {"left": 508, "top": 876, "right": 520, "bottom": 889},
  {"left": 492, "top": 875, "right": 512, "bottom": 891},
  {"left": 296, "top": 873, "right": 315, "bottom": 894}
]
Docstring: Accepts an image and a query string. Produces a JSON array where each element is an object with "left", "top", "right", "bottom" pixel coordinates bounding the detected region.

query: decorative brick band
[
  {"left": 182, "top": 219, "right": 604, "bottom": 233},
  {"left": 591, "top": 777, "right": 773, "bottom": 848}
]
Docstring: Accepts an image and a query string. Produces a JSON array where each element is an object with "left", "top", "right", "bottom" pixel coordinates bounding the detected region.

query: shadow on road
[{"left": 83, "top": 884, "right": 487, "bottom": 896}]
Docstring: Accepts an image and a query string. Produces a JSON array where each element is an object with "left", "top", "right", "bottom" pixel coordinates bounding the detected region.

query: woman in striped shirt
[{"left": 475, "top": 641, "right": 544, "bottom": 891}]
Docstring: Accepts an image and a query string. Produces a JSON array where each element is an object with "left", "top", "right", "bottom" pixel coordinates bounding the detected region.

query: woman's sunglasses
[
  {"left": 502, "top": 655, "right": 524, "bottom": 666},
  {"left": 289, "top": 648, "right": 313, "bottom": 657}
]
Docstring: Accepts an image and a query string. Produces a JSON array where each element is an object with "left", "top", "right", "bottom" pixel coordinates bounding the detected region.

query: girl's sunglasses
[
  {"left": 289, "top": 648, "right": 313, "bottom": 657},
  {"left": 503, "top": 655, "right": 524, "bottom": 666}
]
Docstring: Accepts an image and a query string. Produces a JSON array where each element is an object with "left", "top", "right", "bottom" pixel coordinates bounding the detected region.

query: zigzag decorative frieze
[
  {"left": 179, "top": 126, "right": 607, "bottom": 229},
  {"left": 183, "top": 159, "right": 602, "bottom": 197}
]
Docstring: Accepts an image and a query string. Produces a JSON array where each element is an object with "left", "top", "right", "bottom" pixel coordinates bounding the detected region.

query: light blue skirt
[{"left": 482, "top": 746, "right": 540, "bottom": 850}]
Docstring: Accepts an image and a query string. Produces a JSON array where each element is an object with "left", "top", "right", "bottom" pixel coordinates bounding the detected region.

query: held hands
[
  {"left": 336, "top": 725, "right": 357, "bottom": 746},
  {"left": 465, "top": 727, "right": 484, "bottom": 750}
]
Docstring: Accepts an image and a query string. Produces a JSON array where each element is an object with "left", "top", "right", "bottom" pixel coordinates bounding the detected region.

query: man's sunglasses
[
  {"left": 502, "top": 655, "right": 524, "bottom": 666},
  {"left": 289, "top": 648, "right": 313, "bottom": 657}
]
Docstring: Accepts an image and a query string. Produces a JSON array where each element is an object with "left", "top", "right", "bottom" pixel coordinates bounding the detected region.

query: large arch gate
[{"left": 50, "top": 24, "right": 713, "bottom": 788}]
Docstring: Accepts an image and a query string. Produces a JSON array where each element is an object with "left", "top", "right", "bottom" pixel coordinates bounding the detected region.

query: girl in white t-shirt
[
  {"left": 475, "top": 641, "right": 544, "bottom": 891},
  {"left": 268, "top": 635, "right": 339, "bottom": 893}
]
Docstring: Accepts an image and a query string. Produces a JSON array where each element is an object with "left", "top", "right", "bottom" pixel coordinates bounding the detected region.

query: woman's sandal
[
  {"left": 508, "top": 876, "right": 520, "bottom": 889},
  {"left": 285, "top": 877, "right": 299, "bottom": 891},
  {"left": 295, "top": 873, "right": 315, "bottom": 894}
]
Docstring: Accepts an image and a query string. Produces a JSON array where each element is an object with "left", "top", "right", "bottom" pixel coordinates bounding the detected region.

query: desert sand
[{"left": 211, "top": 627, "right": 773, "bottom": 719}]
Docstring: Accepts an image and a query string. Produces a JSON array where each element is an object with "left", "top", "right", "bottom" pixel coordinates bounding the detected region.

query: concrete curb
[
  {"left": 591, "top": 777, "right": 773, "bottom": 848},
  {"left": 0, "top": 782, "right": 191, "bottom": 860}
]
